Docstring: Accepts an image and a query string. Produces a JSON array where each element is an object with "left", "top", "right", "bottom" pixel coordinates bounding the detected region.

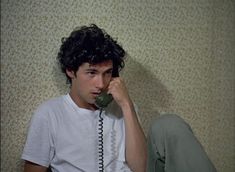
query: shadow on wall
[
  {"left": 52, "top": 61, "right": 70, "bottom": 94},
  {"left": 121, "top": 56, "right": 173, "bottom": 134}
]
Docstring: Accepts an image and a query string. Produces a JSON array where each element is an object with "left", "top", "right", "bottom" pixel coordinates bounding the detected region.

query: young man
[{"left": 22, "top": 24, "right": 147, "bottom": 172}]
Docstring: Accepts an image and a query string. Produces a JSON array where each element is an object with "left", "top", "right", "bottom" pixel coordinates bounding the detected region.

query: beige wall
[{"left": 1, "top": 0, "right": 234, "bottom": 171}]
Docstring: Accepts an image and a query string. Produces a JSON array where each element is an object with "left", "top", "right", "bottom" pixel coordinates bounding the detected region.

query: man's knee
[{"left": 148, "top": 113, "right": 192, "bottom": 141}]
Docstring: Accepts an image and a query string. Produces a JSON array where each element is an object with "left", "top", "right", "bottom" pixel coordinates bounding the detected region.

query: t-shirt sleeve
[{"left": 21, "top": 106, "right": 54, "bottom": 167}]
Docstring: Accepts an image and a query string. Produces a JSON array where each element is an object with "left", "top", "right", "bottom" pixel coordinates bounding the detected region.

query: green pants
[{"left": 147, "top": 114, "right": 217, "bottom": 172}]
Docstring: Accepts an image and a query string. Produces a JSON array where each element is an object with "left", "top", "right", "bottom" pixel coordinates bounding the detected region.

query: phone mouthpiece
[{"left": 94, "top": 92, "right": 113, "bottom": 108}]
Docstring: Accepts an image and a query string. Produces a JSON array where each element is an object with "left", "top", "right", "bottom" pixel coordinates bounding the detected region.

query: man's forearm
[{"left": 122, "top": 102, "right": 147, "bottom": 172}]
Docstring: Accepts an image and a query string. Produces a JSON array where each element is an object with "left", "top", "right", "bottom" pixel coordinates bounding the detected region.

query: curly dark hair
[{"left": 57, "top": 24, "right": 126, "bottom": 84}]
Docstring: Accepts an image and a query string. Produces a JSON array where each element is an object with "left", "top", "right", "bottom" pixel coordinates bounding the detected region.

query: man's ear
[{"left": 66, "top": 69, "right": 76, "bottom": 79}]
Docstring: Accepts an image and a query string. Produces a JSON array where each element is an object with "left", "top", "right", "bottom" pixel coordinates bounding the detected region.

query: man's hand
[{"left": 107, "top": 77, "right": 132, "bottom": 110}]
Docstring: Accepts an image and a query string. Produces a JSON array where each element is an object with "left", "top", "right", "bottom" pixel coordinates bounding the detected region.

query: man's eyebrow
[
  {"left": 85, "top": 69, "right": 98, "bottom": 73},
  {"left": 86, "top": 68, "right": 97, "bottom": 70},
  {"left": 85, "top": 67, "right": 113, "bottom": 73},
  {"left": 85, "top": 68, "right": 98, "bottom": 72},
  {"left": 105, "top": 68, "right": 113, "bottom": 72}
]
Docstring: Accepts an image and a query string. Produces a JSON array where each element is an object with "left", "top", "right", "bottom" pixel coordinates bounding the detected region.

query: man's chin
[
  {"left": 88, "top": 102, "right": 99, "bottom": 110},
  {"left": 87, "top": 99, "right": 99, "bottom": 109}
]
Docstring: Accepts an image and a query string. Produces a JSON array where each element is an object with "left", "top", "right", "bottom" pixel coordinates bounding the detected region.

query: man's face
[{"left": 67, "top": 60, "right": 113, "bottom": 110}]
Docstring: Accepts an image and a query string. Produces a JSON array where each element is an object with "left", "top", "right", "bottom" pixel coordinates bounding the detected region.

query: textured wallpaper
[{"left": 1, "top": 0, "right": 235, "bottom": 172}]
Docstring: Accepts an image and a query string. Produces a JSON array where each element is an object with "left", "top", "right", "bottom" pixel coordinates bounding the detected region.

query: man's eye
[
  {"left": 88, "top": 72, "right": 96, "bottom": 75},
  {"left": 106, "top": 70, "right": 113, "bottom": 75}
]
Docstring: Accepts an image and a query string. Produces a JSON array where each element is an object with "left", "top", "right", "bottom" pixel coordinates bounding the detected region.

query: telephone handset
[
  {"left": 94, "top": 66, "right": 119, "bottom": 109},
  {"left": 95, "top": 91, "right": 113, "bottom": 108},
  {"left": 96, "top": 66, "right": 119, "bottom": 172}
]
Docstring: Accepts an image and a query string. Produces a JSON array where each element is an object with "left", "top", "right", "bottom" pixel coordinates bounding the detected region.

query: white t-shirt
[{"left": 22, "top": 94, "right": 132, "bottom": 172}]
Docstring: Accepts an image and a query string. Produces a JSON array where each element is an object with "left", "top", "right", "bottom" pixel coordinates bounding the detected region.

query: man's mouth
[{"left": 91, "top": 92, "right": 101, "bottom": 97}]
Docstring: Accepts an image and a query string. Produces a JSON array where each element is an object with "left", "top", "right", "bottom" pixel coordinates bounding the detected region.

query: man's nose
[{"left": 95, "top": 75, "right": 105, "bottom": 89}]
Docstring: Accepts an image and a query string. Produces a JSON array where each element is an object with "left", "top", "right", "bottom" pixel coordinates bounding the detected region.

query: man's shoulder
[{"left": 35, "top": 95, "right": 66, "bottom": 114}]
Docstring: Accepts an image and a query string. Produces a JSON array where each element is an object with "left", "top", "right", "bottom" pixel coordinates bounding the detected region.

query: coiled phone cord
[{"left": 98, "top": 109, "right": 104, "bottom": 172}]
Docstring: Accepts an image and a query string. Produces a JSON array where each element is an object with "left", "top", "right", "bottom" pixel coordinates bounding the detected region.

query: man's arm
[
  {"left": 108, "top": 78, "right": 147, "bottom": 172},
  {"left": 24, "top": 161, "right": 48, "bottom": 172},
  {"left": 122, "top": 101, "right": 147, "bottom": 172}
]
